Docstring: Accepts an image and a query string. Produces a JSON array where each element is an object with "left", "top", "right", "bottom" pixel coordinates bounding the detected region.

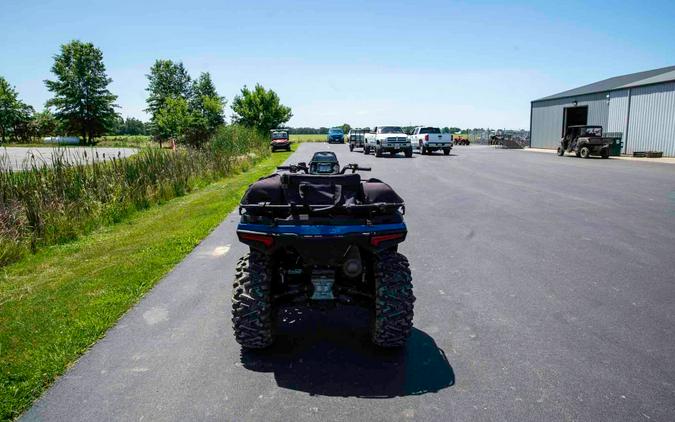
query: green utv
[{"left": 558, "top": 125, "right": 612, "bottom": 159}]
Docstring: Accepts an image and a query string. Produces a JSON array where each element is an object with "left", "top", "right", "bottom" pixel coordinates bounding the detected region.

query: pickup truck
[
  {"left": 409, "top": 126, "right": 453, "bottom": 155},
  {"left": 364, "top": 126, "right": 413, "bottom": 157}
]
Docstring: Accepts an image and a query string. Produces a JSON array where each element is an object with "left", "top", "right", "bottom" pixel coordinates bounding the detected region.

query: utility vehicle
[
  {"left": 558, "top": 125, "right": 611, "bottom": 159},
  {"left": 347, "top": 128, "right": 366, "bottom": 152},
  {"left": 232, "top": 152, "right": 414, "bottom": 349},
  {"left": 270, "top": 129, "right": 291, "bottom": 152}
]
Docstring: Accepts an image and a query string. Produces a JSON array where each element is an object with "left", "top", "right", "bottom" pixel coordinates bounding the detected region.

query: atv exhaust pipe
[{"left": 342, "top": 246, "right": 363, "bottom": 278}]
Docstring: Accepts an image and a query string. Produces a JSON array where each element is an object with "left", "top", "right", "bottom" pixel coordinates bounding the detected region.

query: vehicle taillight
[
  {"left": 370, "top": 233, "right": 405, "bottom": 246},
  {"left": 424, "top": 134, "right": 429, "bottom": 141},
  {"left": 239, "top": 232, "right": 274, "bottom": 248}
]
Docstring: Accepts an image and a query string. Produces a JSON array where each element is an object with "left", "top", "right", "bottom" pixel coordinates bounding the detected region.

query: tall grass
[{"left": 0, "top": 125, "right": 268, "bottom": 267}]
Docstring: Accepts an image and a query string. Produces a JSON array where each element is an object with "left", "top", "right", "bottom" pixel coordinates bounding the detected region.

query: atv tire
[
  {"left": 601, "top": 149, "right": 609, "bottom": 159},
  {"left": 580, "top": 146, "right": 590, "bottom": 159},
  {"left": 557, "top": 146, "right": 565, "bottom": 156},
  {"left": 232, "top": 251, "right": 274, "bottom": 349},
  {"left": 372, "top": 251, "right": 415, "bottom": 347}
]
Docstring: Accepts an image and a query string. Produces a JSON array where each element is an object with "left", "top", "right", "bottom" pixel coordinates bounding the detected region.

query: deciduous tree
[
  {"left": 44, "top": 40, "right": 119, "bottom": 144},
  {"left": 187, "top": 72, "right": 225, "bottom": 145},
  {"left": 155, "top": 97, "right": 192, "bottom": 143},
  {"left": 231, "top": 84, "right": 292, "bottom": 132},
  {"left": 0, "top": 76, "right": 33, "bottom": 143},
  {"left": 145, "top": 60, "right": 191, "bottom": 124}
]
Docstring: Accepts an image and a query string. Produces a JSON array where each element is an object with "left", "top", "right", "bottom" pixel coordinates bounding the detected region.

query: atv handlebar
[
  {"left": 277, "top": 162, "right": 370, "bottom": 175},
  {"left": 276, "top": 163, "right": 309, "bottom": 174},
  {"left": 340, "top": 163, "right": 371, "bottom": 174}
]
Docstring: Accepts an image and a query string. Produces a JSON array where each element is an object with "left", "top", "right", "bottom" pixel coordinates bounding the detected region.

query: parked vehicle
[
  {"left": 233, "top": 153, "right": 414, "bottom": 349},
  {"left": 270, "top": 129, "right": 291, "bottom": 152},
  {"left": 453, "top": 134, "right": 470, "bottom": 145},
  {"left": 364, "top": 126, "right": 413, "bottom": 157},
  {"left": 327, "top": 127, "right": 345, "bottom": 144},
  {"left": 409, "top": 126, "right": 452, "bottom": 155},
  {"left": 558, "top": 125, "right": 611, "bottom": 159},
  {"left": 347, "top": 128, "right": 366, "bottom": 151}
]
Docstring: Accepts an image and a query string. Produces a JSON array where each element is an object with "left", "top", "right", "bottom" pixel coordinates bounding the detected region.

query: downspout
[
  {"left": 623, "top": 88, "right": 632, "bottom": 154},
  {"left": 528, "top": 101, "right": 533, "bottom": 148}
]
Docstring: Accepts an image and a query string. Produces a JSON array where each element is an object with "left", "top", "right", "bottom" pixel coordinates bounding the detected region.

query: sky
[{"left": 1, "top": 0, "right": 674, "bottom": 129}]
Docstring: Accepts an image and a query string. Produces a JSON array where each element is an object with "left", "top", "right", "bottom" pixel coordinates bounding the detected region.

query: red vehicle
[{"left": 270, "top": 129, "right": 291, "bottom": 152}]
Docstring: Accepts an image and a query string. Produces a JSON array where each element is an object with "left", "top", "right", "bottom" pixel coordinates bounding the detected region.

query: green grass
[
  {"left": 96, "top": 135, "right": 154, "bottom": 148},
  {"left": 290, "top": 133, "right": 327, "bottom": 143},
  {"left": 1, "top": 136, "right": 153, "bottom": 149},
  {"left": 0, "top": 150, "right": 291, "bottom": 420}
]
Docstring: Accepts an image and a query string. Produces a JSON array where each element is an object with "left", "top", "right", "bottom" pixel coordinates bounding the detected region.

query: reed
[{"left": 0, "top": 125, "right": 268, "bottom": 266}]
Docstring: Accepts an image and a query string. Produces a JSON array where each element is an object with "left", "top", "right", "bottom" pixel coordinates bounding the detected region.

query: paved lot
[
  {"left": 0, "top": 147, "right": 137, "bottom": 170},
  {"left": 23, "top": 144, "right": 675, "bottom": 421}
]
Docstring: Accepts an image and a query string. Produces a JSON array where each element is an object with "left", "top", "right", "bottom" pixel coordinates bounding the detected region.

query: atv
[
  {"left": 232, "top": 152, "right": 414, "bottom": 349},
  {"left": 558, "top": 125, "right": 611, "bottom": 159}
]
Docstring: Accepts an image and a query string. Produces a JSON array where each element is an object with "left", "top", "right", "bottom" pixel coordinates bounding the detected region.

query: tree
[
  {"left": 112, "top": 117, "right": 148, "bottom": 135},
  {"left": 0, "top": 76, "right": 33, "bottom": 143},
  {"left": 44, "top": 40, "right": 118, "bottom": 144},
  {"left": 124, "top": 117, "right": 147, "bottom": 135},
  {"left": 231, "top": 84, "right": 292, "bottom": 132},
  {"left": 187, "top": 72, "right": 225, "bottom": 145},
  {"left": 145, "top": 60, "right": 192, "bottom": 124},
  {"left": 31, "top": 109, "right": 59, "bottom": 138},
  {"left": 155, "top": 97, "right": 192, "bottom": 143},
  {"left": 341, "top": 123, "right": 351, "bottom": 134}
]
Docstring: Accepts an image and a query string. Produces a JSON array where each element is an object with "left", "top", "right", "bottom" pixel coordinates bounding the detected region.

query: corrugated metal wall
[
  {"left": 530, "top": 93, "right": 609, "bottom": 148},
  {"left": 625, "top": 82, "right": 675, "bottom": 156},
  {"left": 607, "top": 89, "right": 629, "bottom": 135}
]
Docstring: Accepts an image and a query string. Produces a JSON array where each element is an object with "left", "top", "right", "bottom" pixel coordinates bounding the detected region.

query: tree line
[{"left": 0, "top": 40, "right": 293, "bottom": 145}]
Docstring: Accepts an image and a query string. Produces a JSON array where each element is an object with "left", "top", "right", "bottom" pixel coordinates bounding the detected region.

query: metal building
[{"left": 529, "top": 66, "right": 675, "bottom": 156}]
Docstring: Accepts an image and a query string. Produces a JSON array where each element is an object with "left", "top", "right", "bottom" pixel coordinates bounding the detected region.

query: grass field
[
  {"left": 96, "top": 135, "right": 154, "bottom": 148},
  {"left": 0, "top": 149, "right": 292, "bottom": 420},
  {"left": 290, "top": 133, "right": 327, "bottom": 143}
]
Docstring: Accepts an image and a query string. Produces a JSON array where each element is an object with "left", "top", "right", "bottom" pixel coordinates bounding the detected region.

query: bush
[{"left": 0, "top": 125, "right": 268, "bottom": 267}]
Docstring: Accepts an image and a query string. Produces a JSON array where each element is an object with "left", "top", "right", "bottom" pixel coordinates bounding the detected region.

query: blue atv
[{"left": 233, "top": 151, "right": 414, "bottom": 348}]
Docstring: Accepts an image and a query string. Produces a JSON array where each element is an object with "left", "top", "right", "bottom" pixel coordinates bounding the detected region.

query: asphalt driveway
[{"left": 22, "top": 143, "right": 675, "bottom": 421}]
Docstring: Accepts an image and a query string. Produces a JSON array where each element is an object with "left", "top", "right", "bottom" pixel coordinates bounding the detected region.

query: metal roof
[{"left": 534, "top": 65, "right": 675, "bottom": 102}]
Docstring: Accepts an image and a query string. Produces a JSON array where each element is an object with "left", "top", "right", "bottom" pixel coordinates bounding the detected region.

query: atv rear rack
[{"left": 239, "top": 202, "right": 405, "bottom": 216}]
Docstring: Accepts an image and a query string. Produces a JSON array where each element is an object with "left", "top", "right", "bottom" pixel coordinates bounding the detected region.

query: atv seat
[
  {"left": 282, "top": 173, "right": 362, "bottom": 207},
  {"left": 239, "top": 173, "right": 404, "bottom": 217}
]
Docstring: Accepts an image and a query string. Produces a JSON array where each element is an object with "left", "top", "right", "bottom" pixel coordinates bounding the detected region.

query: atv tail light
[
  {"left": 370, "top": 233, "right": 405, "bottom": 246},
  {"left": 239, "top": 232, "right": 274, "bottom": 248}
]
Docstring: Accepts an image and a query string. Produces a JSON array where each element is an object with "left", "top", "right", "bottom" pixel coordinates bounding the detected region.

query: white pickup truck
[
  {"left": 409, "top": 126, "right": 453, "bottom": 155},
  {"left": 364, "top": 126, "right": 413, "bottom": 158}
]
